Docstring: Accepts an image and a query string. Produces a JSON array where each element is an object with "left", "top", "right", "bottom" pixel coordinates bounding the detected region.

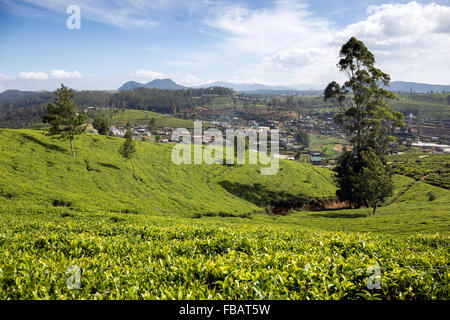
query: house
[
  {"left": 110, "top": 127, "right": 125, "bottom": 137},
  {"left": 311, "top": 156, "right": 325, "bottom": 165}
]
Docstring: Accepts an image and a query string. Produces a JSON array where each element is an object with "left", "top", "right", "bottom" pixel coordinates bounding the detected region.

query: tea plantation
[{"left": 0, "top": 129, "right": 448, "bottom": 299}]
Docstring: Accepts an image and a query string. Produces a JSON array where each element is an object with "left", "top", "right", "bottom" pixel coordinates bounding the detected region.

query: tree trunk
[
  {"left": 372, "top": 202, "right": 377, "bottom": 215},
  {"left": 70, "top": 137, "right": 76, "bottom": 157},
  {"left": 130, "top": 159, "right": 136, "bottom": 179}
]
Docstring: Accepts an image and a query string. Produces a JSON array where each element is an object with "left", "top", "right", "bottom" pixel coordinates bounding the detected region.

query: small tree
[
  {"left": 296, "top": 129, "right": 310, "bottom": 148},
  {"left": 119, "top": 130, "right": 137, "bottom": 178},
  {"left": 334, "top": 150, "right": 363, "bottom": 207},
  {"left": 92, "top": 117, "right": 109, "bottom": 135},
  {"left": 353, "top": 149, "right": 394, "bottom": 214},
  {"left": 42, "top": 84, "right": 86, "bottom": 157},
  {"left": 148, "top": 118, "right": 157, "bottom": 132}
]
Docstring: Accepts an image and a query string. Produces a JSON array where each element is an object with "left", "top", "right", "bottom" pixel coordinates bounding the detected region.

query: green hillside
[
  {"left": 0, "top": 129, "right": 335, "bottom": 218},
  {"left": 88, "top": 109, "right": 195, "bottom": 128},
  {"left": 0, "top": 129, "right": 448, "bottom": 299}
]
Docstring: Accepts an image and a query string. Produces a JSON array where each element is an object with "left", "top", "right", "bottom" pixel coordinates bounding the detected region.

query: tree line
[{"left": 0, "top": 86, "right": 233, "bottom": 128}]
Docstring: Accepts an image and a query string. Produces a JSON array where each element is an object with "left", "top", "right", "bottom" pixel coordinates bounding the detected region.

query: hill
[
  {"left": 194, "top": 81, "right": 450, "bottom": 93},
  {"left": 1, "top": 128, "right": 448, "bottom": 230},
  {"left": 88, "top": 109, "right": 196, "bottom": 129},
  {"left": 0, "top": 129, "right": 448, "bottom": 299},
  {"left": 0, "top": 129, "right": 336, "bottom": 218},
  {"left": 388, "top": 81, "right": 450, "bottom": 93},
  {"left": 0, "top": 90, "right": 43, "bottom": 103},
  {"left": 194, "top": 81, "right": 297, "bottom": 92},
  {"left": 118, "top": 79, "right": 187, "bottom": 91}
]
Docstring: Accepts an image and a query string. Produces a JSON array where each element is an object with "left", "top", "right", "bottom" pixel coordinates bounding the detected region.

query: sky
[{"left": 0, "top": 0, "right": 449, "bottom": 92}]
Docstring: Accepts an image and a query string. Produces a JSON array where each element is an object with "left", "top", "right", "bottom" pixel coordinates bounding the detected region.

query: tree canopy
[
  {"left": 92, "top": 117, "right": 110, "bottom": 135},
  {"left": 325, "top": 37, "right": 404, "bottom": 213},
  {"left": 325, "top": 36, "right": 404, "bottom": 156},
  {"left": 119, "top": 130, "right": 137, "bottom": 178},
  {"left": 42, "top": 84, "right": 86, "bottom": 157}
]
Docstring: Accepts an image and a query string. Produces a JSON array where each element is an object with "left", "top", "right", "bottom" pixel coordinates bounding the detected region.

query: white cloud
[
  {"left": 15, "top": 70, "right": 83, "bottom": 80},
  {"left": 129, "top": 69, "right": 166, "bottom": 80},
  {"left": 179, "top": 74, "right": 201, "bottom": 86},
  {"left": 4, "top": 0, "right": 200, "bottom": 29},
  {"left": 207, "top": 1, "right": 334, "bottom": 57},
  {"left": 18, "top": 71, "right": 49, "bottom": 80},
  {"left": 339, "top": 1, "right": 450, "bottom": 83},
  {"left": 206, "top": 1, "right": 450, "bottom": 85},
  {"left": 226, "top": 76, "right": 273, "bottom": 85},
  {"left": 205, "top": 1, "right": 339, "bottom": 85},
  {"left": 50, "top": 69, "right": 83, "bottom": 79},
  {"left": 0, "top": 74, "right": 12, "bottom": 80}
]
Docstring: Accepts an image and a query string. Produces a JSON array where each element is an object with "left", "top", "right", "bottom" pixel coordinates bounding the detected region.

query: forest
[{"left": 0, "top": 86, "right": 233, "bottom": 128}]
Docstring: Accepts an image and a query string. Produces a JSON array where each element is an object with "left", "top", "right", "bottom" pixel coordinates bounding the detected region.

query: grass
[
  {"left": 308, "top": 133, "right": 349, "bottom": 159},
  {"left": 0, "top": 129, "right": 336, "bottom": 218},
  {"left": 205, "top": 97, "right": 234, "bottom": 109},
  {"left": 0, "top": 128, "right": 448, "bottom": 299},
  {"left": 387, "top": 152, "right": 450, "bottom": 189},
  {"left": 88, "top": 109, "right": 195, "bottom": 128},
  {"left": 0, "top": 209, "right": 447, "bottom": 299}
]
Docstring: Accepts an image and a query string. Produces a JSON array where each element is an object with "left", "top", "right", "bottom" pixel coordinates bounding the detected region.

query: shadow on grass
[
  {"left": 20, "top": 133, "right": 66, "bottom": 153},
  {"left": 98, "top": 162, "right": 121, "bottom": 170},
  {"left": 218, "top": 181, "right": 333, "bottom": 214},
  {"left": 307, "top": 212, "right": 367, "bottom": 219},
  {"left": 219, "top": 180, "right": 302, "bottom": 207}
]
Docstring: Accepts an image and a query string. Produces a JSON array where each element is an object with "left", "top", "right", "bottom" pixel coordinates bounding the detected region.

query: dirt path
[
  {"left": 333, "top": 144, "right": 343, "bottom": 152},
  {"left": 391, "top": 173, "right": 431, "bottom": 204}
]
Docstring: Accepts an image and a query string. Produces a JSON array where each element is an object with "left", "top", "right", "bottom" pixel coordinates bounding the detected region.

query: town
[{"left": 86, "top": 101, "right": 450, "bottom": 168}]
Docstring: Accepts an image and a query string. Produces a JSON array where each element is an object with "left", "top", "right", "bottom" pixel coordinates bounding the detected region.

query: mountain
[
  {"left": 388, "top": 81, "right": 450, "bottom": 93},
  {"left": 196, "top": 81, "right": 450, "bottom": 93},
  {"left": 0, "top": 90, "right": 42, "bottom": 103},
  {"left": 193, "top": 81, "right": 297, "bottom": 92},
  {"left": 118, "top": 79, "right": 187, "bottom": 91},
  {"left": 117, "top": 81, "right": 143, "bottom": 91}
]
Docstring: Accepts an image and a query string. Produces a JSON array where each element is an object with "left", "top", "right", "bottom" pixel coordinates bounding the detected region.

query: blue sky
[{"left": 0, "top": 0, "right": 449, "bottom": 91}]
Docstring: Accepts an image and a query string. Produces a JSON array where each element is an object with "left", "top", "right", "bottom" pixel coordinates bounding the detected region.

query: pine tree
[
  {"left": 42, "top": 84, "right": 86, "bottom": 157},
  {"left": 119, "top": 130, "right": 137, "bottom": 178}
]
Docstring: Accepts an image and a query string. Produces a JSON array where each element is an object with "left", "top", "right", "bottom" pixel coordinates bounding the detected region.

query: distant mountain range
[
  {"left": 1, "top": 80, "right": 449, "bottom": 102},
  {"left": 118, "top": 79, "right": 187, "bottom": 91},
  {"left": 0, "top": 90, "right": 43, "bottom": 103},
  {"left": 386, "top": 81, "right": 450, "bottom": 93},
  {"left": 117, "top": 79, "right": 450, "bottom": 93},
  {"left": 192, "top": 81, "right": 300, "bottom": 92},
  {"left": 118, "top": 79, "right": 317, "bottom": 92}
]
